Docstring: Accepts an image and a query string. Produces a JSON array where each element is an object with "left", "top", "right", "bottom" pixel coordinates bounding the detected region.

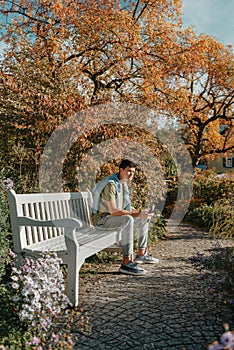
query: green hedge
[
  {"left": 193, "top": 170, "right": 234, "bottom": 205},
  {"left": 0, "top": 182, "right": 11, "bottom": 279},
  {"left": 186, "top": 199, "right": 234, "bottom": 238},
  {"left": 182, "top": 170, "right": 234, "bottom": 238}
]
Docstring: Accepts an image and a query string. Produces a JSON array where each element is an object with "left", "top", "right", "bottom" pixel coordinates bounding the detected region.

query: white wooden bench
[{"left": 7, "top": 190, "right": 121, "bottom": 306}]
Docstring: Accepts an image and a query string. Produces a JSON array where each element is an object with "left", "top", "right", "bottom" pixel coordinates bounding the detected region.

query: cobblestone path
[{"left": 73, "top": 223, "right": 234, "bottom": 350}]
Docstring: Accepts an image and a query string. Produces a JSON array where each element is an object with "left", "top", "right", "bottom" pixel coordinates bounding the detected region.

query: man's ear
[{"left": 119, "top": 167, "right": 124, "bottom": 180}]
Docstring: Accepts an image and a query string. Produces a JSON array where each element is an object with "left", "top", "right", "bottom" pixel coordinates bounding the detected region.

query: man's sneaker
[
  {"left": 119, "top": 261, "right": 147, "bottom": 276},
  {"left": 135, "top": 252, "right": 159, "bottom": 264}
]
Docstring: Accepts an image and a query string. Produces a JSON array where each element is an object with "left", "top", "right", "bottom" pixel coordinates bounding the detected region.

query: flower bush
[
  {"left": 208, "top": 324, "right": 234, "bottom": 350},
  {"left": 0, "top": 250, "right": 90, "bottom": 349},
  {"left": 9, "top": 251, "right": 74, "bottom": 349}
]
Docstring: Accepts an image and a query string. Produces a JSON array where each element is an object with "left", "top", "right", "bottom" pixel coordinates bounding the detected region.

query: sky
[{"left": 182, "top": 0, "right": 234, "bottom": 48}]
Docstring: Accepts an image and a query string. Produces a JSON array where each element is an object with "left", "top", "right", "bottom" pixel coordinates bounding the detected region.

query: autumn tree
[
  {"left": 1, "top": 0, "right": 233, "bottom": 196},
  {"left": 143, "top": 29, "right": 234, "bottom": 167},
  {"left": 0, "top": 0, "right": 184, "bottom": 191}
]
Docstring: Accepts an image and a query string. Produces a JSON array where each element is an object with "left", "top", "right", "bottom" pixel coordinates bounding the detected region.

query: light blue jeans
[{"left": 95, "top": 215, "right": 149, "bottom": 258}]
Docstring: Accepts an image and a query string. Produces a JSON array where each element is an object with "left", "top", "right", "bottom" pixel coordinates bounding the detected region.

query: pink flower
[
  {"left": 9, "top": 250, "right": 16, "bottom": 259},
  {"left": 208, "top": 341, "right": 222, "bottom": 350},
  {"left": 52, "top": 333, "right": 60, "bottom": 343},
  {"left": 32, "top": 336, "right": 41, "bottom": 345},
  {"left": 220, "top": 331, "right": 234, "bottom": 348}
]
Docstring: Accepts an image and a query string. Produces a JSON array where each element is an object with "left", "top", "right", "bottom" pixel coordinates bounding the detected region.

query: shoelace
[{"left": 141, "top": 252, "right": 152, "bottom": 257}]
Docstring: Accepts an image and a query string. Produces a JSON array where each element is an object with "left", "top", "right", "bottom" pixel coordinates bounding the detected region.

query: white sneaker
[{"left": 135, "top": 252, "right": 159, "bottom": 264}]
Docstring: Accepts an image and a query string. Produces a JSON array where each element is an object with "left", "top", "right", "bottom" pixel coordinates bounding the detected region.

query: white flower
[
  {"left": 2, "top": 178, "right": 13, "bottom": 190},
  {"left": 11, "top": 251, "right": 69, "bottom": 334},
  {"left": 12, "top": 295, "right": 20, "bottom": 302},
  {"left": 11, "top": 275, "right": 19, "bottom": 282},
  {"left": 20, "top": 310, "right": 30, "bottom": 319},
  {"left": 32, "top": 302, "right": 42, "bottom": 310},
  {"left": 12, "top": 282, "right": 20, "bottom": 290}
]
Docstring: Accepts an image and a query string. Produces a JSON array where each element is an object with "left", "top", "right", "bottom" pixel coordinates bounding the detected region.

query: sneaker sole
[
  {"left": 119, "top": 268, "right": 147, "bottom": 276},
  {"left": 134, "top": 260, "right": 159, "bottom": 264}
]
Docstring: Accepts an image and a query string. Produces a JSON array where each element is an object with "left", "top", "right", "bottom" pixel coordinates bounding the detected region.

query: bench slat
[
  {"left": 23, "top": 236, "right": 66, "bottom": 253},
  {"left": 34, "top": 202, "right": 44, "bottom": 241},
  {"left": 29, "top": 202, "right": 39, "bottom": 244},
  {"left": 23, "top": 203, "right": 33, "bottom": 245}
]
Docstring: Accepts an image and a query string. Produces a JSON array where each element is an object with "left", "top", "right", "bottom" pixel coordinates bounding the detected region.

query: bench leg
[
  {"left": 66, "top": 261, "right": 81, "bottom": 307},
  {"left": 64, "top": 229, "right": 81, "bottom": 307},
  {"left": 14, "top": 253, "right": 24, "bottom": 267}
]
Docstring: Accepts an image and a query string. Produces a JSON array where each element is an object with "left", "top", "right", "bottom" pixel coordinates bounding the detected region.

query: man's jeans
[{"left": 95, "top": 215, "right": 149, "bottom": 258}]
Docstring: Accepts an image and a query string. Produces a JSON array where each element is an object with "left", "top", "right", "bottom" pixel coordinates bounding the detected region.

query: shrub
[
  {"left": 184, "top": 171, "right": 234, "bottom": 237},
  {"left": 0, "top": 178, "right": 11, "bottom": 280},
  {"left": 190, "top": 244, "right": 234, "bottom": 307},
  {"left": 164, "top": 170, "right": 234, "bottom": 220},
  {"left": 0, "top": 277, "right": 26, "bottom": 348},
  {"left": 162, "top": 178, "right": 178, "bottom": 218},
  {"left": 186, "top": 198, "right": 234, "bottom": 238},
  {"left": 185, "top": 205, "right": 214, "bottom": 228},
  {"left": 209, "top": 199, "right": 234, "bottom": 238},
  {"left": 193, "top": 170, "right": 234, "bottom": 205},
  {"left": 148, "top": 214, "right": 168, "bottom": 245}
]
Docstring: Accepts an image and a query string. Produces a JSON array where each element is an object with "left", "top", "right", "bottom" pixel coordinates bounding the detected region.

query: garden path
[{"left": 73, "top": 222, "right": 234, "bottom": 350}]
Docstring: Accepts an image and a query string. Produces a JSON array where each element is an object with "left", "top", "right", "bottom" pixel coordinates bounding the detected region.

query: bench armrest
[{"left": 18, "top": 216, "right": 83, "bottom": 229}]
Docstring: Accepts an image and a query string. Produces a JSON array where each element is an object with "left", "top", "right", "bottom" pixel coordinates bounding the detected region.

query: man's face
[{"left": 119, "top": 166, "right": 136, "bottom": 183}]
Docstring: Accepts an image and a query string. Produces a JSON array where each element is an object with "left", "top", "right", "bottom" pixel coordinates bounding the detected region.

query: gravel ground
[{"left": 73, "top": 222, "right": 234, "bottom": 350}]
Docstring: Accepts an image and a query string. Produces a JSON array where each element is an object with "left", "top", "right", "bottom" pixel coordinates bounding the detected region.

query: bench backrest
[{"left": 8, "top": 190, "right": 93, "bottom": 251}]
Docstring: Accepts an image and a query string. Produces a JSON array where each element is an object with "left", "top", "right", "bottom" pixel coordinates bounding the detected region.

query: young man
[{"left": 92, "top": 159, "right": 159, "bottom": 276}]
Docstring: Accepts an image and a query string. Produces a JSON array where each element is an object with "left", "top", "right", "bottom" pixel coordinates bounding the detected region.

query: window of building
[{"left": 223, "top": 157, "right": 234, "bottom": 168}]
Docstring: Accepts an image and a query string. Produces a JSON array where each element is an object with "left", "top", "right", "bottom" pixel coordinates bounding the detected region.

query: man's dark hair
[{"left": 119, "top": 159, "right": 138, "bottom": 170}]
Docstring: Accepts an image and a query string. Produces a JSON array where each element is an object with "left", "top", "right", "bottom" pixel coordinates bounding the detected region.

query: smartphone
[{"left": 147, "top": 204, "right": 157, "bottom": 213}]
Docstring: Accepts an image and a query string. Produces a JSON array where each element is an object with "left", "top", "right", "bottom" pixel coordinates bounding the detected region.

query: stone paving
[{"left": 73, "top": 222, "right": 234, "bottom": 350}]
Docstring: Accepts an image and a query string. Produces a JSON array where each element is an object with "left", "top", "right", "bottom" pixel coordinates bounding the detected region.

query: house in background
[
  {"left": 206, "top": 125, "right": 234, "bottom": 173},
  {"left": 207, "top": 154, "right": 234, "bottom": 173}
]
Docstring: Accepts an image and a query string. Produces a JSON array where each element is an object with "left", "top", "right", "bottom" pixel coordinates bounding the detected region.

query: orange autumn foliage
[{"left": 0, "top": 0, "right": 233, "bottom": 191}]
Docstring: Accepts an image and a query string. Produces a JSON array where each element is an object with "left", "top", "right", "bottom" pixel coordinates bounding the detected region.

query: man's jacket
[{"left": 92, "top": 172, "right": 131, "bottom": 214}]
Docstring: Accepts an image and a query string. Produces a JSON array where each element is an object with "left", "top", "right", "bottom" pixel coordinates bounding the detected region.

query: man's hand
[
  {"left": 139, "top": 209, "right": 154, "bottom": 221},
  {"left": 107, "top": 202, "right": 154, "bottom": 220}
]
